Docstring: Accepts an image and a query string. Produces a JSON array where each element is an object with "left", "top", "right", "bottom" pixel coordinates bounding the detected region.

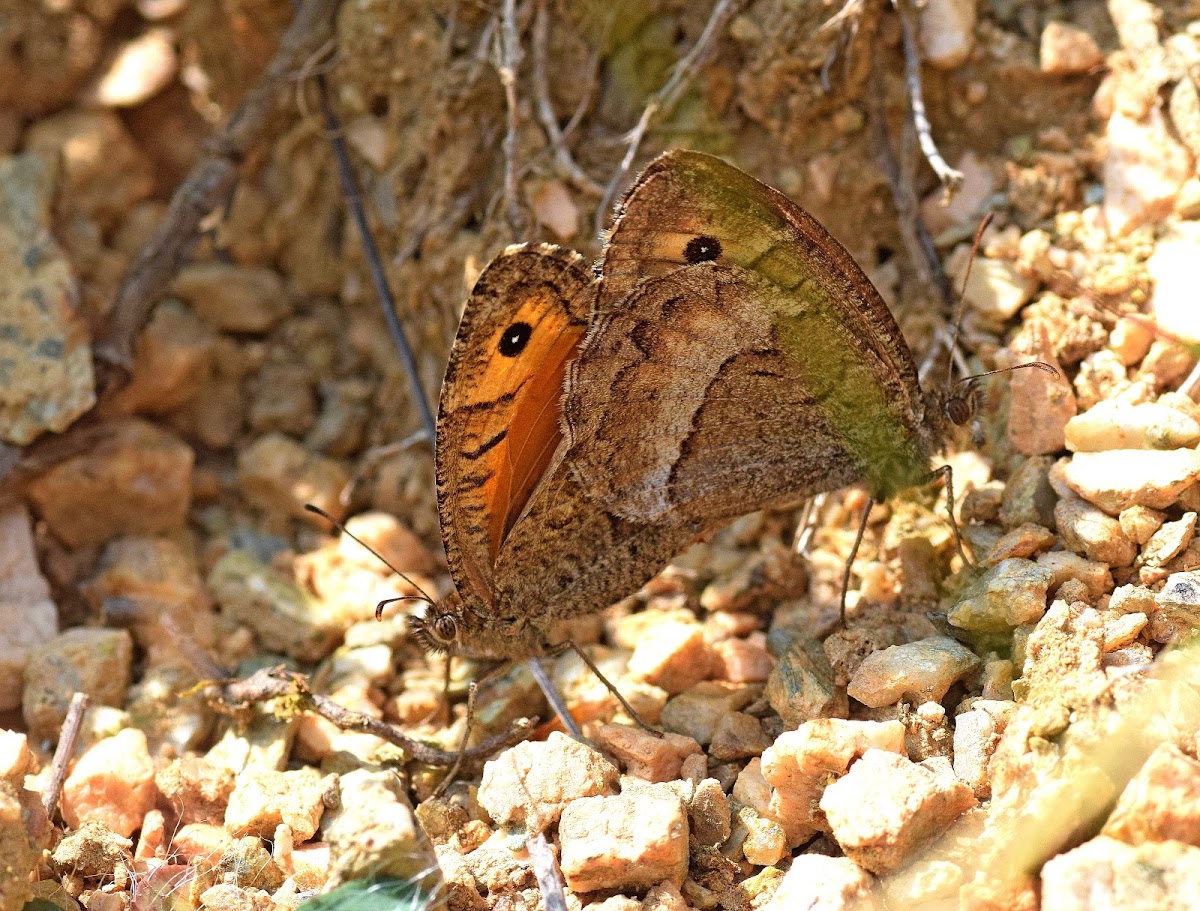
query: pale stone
[
  {"left": 23, "top": 628, "right": 133, "bottom": 740},
  {"left": 1149, "top": 221, "right": 1200, "bottom": 346},
  {"left": 173, "top": 262, "right": 289, "bottom": 333},
  {"left": 1055, "top": 497, "right": 1138, "bottom": 566},
  {"left": 477, "top": 731, "right": 618, "bottom": 833},
  {"left": 1062, "top": 449, "right": 1200, "bottom": 513},
  {"left": 846, "top": 637, "right": 980, "bottom": 708},
  {"left": 1065, "top": 400, "right": 1200, "bottom": 452},
  {"left": 530, "top": 180, "right": 578, "bottom": 242},
  {"left": 590, "top": 723, "right": 701, "bottom": 784},
  {"left": 947, "top": 558, "right": 1051, "bottom": 631},
  {"left": 1104, "top": 108, "right": 1192, "bottom": 236},
  {"left": 820, "top": 751, "right": 975, "bottom": 874},
  {"left": 322, "top": 769, "right": 440, "bottom": 887},
  {"left": 61, "top": 728, "right": 156, "bottom": 837},
  {"left": 92, "top": 27, "right": 177, "bottom": 107},
  {"left": 1041, "top": 836, "right": 1200, "bottom": 910},
  {"left": 962, "top": 258, "right": 1036, "bottom": 322},
  {"left": 1040, "top": 21, "right": 1104, "bottom": 75},
  {"left": 1103, "top": 743, "right": 1200, "bottom": 845},
  {"left": 919, "top": 0, "right": 977, "bottom": 69},
  {"left": 762, "top": 855, "right": 879, "bottom": 910},
  {"left": 627, "top": 620, "right": 715, "bottom": 695},
  {"left": 559, "top": 786, "right": 689, "bottom": 892},
  {"left": 224, "top": 767, "right": 326, "bottom": 840},
  {"left": 759, "top": 719, "right": 906, "bottom": 846}
]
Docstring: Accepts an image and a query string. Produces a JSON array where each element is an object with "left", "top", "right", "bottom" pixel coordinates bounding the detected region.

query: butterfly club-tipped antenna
[
  {"left": 942, "top": 211, "right": 994, "bottom": 391},
  {"left": 302, "top": 504, "right": 438, "bottom": 620}
]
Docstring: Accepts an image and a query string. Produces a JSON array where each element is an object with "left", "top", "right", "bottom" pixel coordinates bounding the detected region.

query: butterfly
[{"left": 408, "top": 150, "right": 974, "bottom": 660}]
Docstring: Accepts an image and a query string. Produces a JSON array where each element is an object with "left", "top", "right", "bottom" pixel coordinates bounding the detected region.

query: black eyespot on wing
[
  {"left": 684, "top": 235, "right": 722, "bottom": 264},
  {"left": 499, "top": 321, "right": 533, "bottom": 357}
]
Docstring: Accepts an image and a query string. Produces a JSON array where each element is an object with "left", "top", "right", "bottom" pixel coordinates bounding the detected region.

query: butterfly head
[{"left": 409, "top": 594, "right": 464, "bottom": 654}]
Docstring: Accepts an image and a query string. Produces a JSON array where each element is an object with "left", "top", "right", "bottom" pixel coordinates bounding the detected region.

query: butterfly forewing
[{"left": 436, "top": 244, "right": 593, "bottom": 608}]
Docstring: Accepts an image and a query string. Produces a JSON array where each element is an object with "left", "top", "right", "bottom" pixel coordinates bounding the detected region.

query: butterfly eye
[
  {"left": 684, "top": 235, "right": 723, "bottom": 264},
  {"left": 945, "top": 393, "right": 975, "bottom": 426},
  {"left": 434, "top": 614, "right": 458, "bottom": 642},
  {"left": 499, "top": 322, "right": 533, "bottom": 357}
]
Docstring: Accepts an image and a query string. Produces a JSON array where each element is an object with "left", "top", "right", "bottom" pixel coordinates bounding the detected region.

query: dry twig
[
  {"left": 532, "top": 1, "right": 604, "bottom": 196},
  {"left": 866, "top": 55, "right": 955, "bottom": 330},
  {"left": 594, "top": 0, "right": 744, "bottom": 234},
  {"left": 892, "top": 0, "right": 963, "bottom": 197},
  {"left": 43, "top": 692, "right": 90, "bottom": 821},
  {"left": 315, "top": 73, "right": 438, "bottom": 442},
  {"left": 211, "top": 667, "right": 535, "bottom": 767},
  {"left": 496, "top": 0, "right": 526, "bottom": 234},
  {"left": 96, "top": 0, "right": 346, "bottom": 372}
]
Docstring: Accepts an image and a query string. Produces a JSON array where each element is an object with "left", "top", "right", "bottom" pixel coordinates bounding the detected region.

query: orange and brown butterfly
[{"left": 410, "top": 150, "right": 975, "bottom": 660}]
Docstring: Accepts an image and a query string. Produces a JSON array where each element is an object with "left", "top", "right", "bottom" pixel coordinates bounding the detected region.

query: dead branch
[
  {"left": 496, "top": 0, "right": 526, "bottom": 235},
  {"left": 892, "top": 0, "right": 963, "bottom": 197},
  {"left": 532, "top": 1, "right": 605, "bottom": 197},
  {"left": 594, "top": 0, "right": 745, "bottom": 234},
  {"left": 211, "top": 667, "right": 535, "bottom": 767},
  {"left": 96, "top": 0, "right": 346, "bottom": 372},
  {"left": 43, "top": 692, "right": 90, "bottom": 821}
]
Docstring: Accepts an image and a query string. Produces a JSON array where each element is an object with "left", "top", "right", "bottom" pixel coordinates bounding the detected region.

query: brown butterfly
[{"left": 409, "top": 150, "right": 975, "bottom": 660}]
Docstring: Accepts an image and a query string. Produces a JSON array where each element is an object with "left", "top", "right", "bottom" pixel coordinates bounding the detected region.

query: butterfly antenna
[
  {"left": 944, "top": 211, "right": 994, "bottom": 389},
  {"left": 957, "top": 361, "right": 1059, "bottom": 386},
  {"left": 303, "top": 505, "right": 438, "bottom": 612}
]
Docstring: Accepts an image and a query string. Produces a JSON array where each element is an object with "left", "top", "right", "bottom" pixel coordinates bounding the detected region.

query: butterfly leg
[
  {"left": 928, "top": 464, "right": 972, "bottom": 567},
  {"left": 546, "top": 641, "right": 661, "bottom": 736},
  {"left": 527, "top": 657, "right": 585, "bottom": 739},
  {"left": 434, "top": 680, "right": 479, "bottom": 799},
  {"left": 840, "top": 495, "right": 875, "bottom": 625}
]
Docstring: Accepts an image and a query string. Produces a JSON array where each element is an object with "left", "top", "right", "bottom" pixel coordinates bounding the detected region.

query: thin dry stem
[
  {"left": 594, "top": 0, "right": 744, "bottom": 234},
  {"left": 532, "top": 1, "right": 604, "bottom": 196},
  {"left": 212, "top": 667, "right": 535, "bottom": 766},
  {"left": 892, "top": 0, "right": 963, "bottom": 197},
  {"left": 497, "top": 0, "right": 526, "bottom": 235},
  {"left": 527, "top": 831, "right": 569, "bottom": 911},
  {"left": 43, "top": 692, "right": 90, "bottom": 820}
]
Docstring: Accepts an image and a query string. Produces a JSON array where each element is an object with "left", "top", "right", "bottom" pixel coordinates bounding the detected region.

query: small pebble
[
  {"left": 758, "top": 718, "right": 906, "bottom": 846},
  {"left": 1040, "top": 21, "right": 1104, "bottom": 75},
  {"left": 61, "top": 728, "right": 156, "bottom": 838},
  {"left": 847, "top": 637, "right": 980, "bottom": 708},
  {"left": 1036, "top": 550, "right": 1113, "bottom": 602},
  {"left": 1104, "top": 108, "right": 1192, "bottom": 236},
  {"left": 1119, "top": 505, "right": 1167, "bottom": 544},
  {"left": 761, "top": 855, "right": 877, "bottom": 910},
  {"left": 627, "top": 619, "right": 716, "bottom": 695},
  {"left": 981, "top": 523, "right": 1057, "bottom": 565},
  {"left": 559, "top": 786, "right": 689, "bottom": 892},
  {"left": 92, "top": 27, "right": 177, "bottom": 107},
  {"left": 918, "top": 0, "right": 977, "bottom": 70},
  {"left": 173, "top": 262, "right": 290, "bottom": 333},
  {"left": 23, "top": 628, "right": 133, "bottom": 740},
  {"left": 709, "top": 711, "right": 771, "bottom": 761},
  {"left": 477, "top": 731, "right": 618, "bottom": 833},
  {"left": 765, "top": 635, "right": 845, "bottom": 728},
  {"left": 1102, "top": 743, "right": 1200, "bottom": 844},
  {"left": 820, "top": 751, "right": 975, "bottom": 874},
  {"left": 237, "top": 433, "right": 349, "bottom": 525},
  {"left": 1150, "top": 571, "right": 1200, "bottom": 643},
  {"left": 947, "top": 558, "right": 1052, "bottom": 631},
  {"left": 1041, "top": 837, "right": 1200, "bottom": 910},
  {"left": 711, "top": 635, "right": 774, "bottom": 683},
  {"left": 1064, "top": 400, "right": 1200, "bottom": 452},
  {"left": 1140, "top": 513, "right": 1197, "bottom": 568},
  {"left": 224, "top": 767, "right": 327, "bottom": 840},
  {"left": 1060, "top": 449, "right": 1200, "bottom": 513},
  {"left": 1055, "top": 496, "right": 1138, "bottom": 566},
  {"left": 591, "top": 724, "right": 702, "bottom": 784},
  {"left": 25, "top": 419, "right": 193, "bottom": 548},
  {"left": 660, "top": 681, "right": 759, "bottom": 745}
]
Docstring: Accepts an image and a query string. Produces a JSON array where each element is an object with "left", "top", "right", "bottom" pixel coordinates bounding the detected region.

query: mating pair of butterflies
[{"left": 410, "top": 150, "right": 967, "bottom": 659}]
